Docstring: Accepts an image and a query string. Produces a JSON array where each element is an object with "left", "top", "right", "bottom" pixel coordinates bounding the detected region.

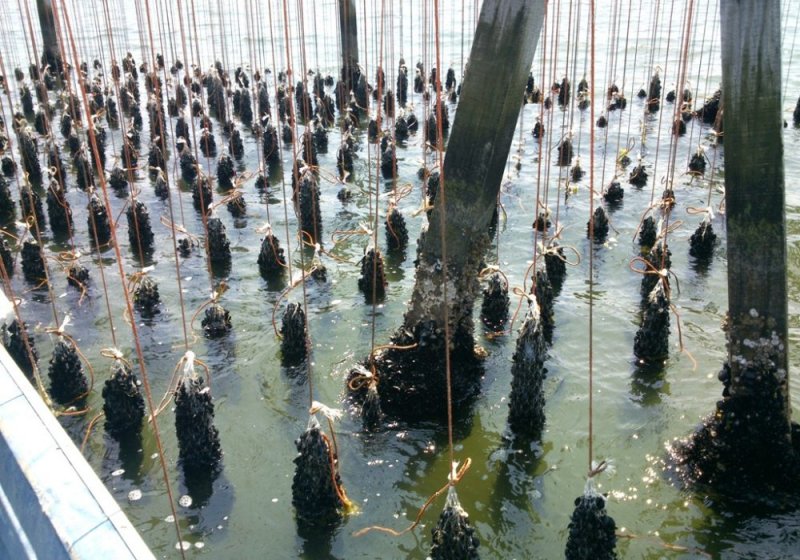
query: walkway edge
[{"left": 0, "top": 345, "right": 155, "bottom": 559}]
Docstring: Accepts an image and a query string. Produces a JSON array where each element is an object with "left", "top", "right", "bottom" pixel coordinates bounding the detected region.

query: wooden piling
[
  {"left": 337, "top": 0, "right": 358, "bottom": 86},
  {"left": 36, "top": 0, "right": 61, "bottom": 72},
  {"left": 721, "top": 0, "right": 791, "bottom": 435},
  {"left": 369, "top": 0, "right": 547, "bottom": 420},
  {"left": 405, "top": 0, "right": 546, "bottom": 339},
  {"left": 676, "top": 0, "right": 799, "bottom": 496}
]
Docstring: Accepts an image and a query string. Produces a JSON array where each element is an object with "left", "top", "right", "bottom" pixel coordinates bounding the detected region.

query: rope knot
[
  {"left": 309, "top": 401, "right": 343, "bottom": 424},
  {"left": 256, "top": 222, "right": 273, "bottom": 235},
  {"left": 511, "top": 286, "right": 532, "bottom": 302},
  {"left": 47, "top": 314, "right": 71, "bottom": 336},
  {"left": 100, "top": 347, "right": 127, "bottom": 367},
  {"left": 588, "top": 459, "right": 613, "bottom": 478},
  {"left": 182, "top": 350, "right": 196, "bottom": 378},
  {"left": 347, "top": 364, "right": 375, "bottom": 391}
]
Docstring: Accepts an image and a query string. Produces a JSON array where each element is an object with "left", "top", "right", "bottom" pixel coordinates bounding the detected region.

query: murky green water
[{"left": 2, "top": 0, "right": 800, "bottom": 558}]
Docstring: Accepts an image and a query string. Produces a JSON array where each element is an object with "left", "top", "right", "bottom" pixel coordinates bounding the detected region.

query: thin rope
[
  {"left": 369, "top": 0, "right": 385, "bottom": 361},
  {"left": 58, "top": 3, "right": 185, "bottom": 556},
  {"left": 140, "top": 0, "right": 191, "bottom": 349},
  {"left": 432, "top": 0, "right": 456, "bottom": 482},
  {"left": 267, "top": 0, "right": 295, "bottom": 280},
  {"left": 648, "top": 0, "right": 677, "bottom": 207},
  {"left": 280, "top": 0, "right": 315, "bottom": 407},
  {"left": 588, "top": 0, "right": 596, "bottom": 474}
]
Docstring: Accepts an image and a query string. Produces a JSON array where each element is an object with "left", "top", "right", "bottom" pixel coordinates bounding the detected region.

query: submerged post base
[
  {"left": 673, "top": 322, "right": 800, "bottom": 501},
  {"left": 349, "top": 321, "right": 483, "bottom": 423}
]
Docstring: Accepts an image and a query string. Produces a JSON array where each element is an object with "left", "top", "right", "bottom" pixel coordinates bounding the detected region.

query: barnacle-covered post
[
  {"left": 677, "top": 0, "right": 799, "bottom": 494},
  {"left": 36, "top": 0, "right": 62, "bottom": 73},
  {"left": 338, "top": 0, "right": 359, "bottom": 89},
  {"left": 369, "top": 0, "right": 546, "bottom": 419}
]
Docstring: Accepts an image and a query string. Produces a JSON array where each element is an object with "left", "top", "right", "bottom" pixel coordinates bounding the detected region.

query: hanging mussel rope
[
  {"left": 430, "top": 484, "right": 480, "bottom": 560},
  {"left": 291, "top": 402, "right": 353, "bottom": 525},
  {"left": 639, "top": 240, "right": 672, "bottom": 303},
  {"left": 587, "top": 206, "right": 609, "bottom": 243},
  {"left": 357, "top": 366, "right": 384, "bottom": 431},
  {"left": 565, "top": 472, "right": 618, "bottom": 560},
  {"left": 296, "top": 164, "right": 322, "bottom": 244},
  {"left": 479, "top": 269, "right": 509, "bottom": 332},
  {"left": 21, "top": 238, "right": 46, "bottom": 284},
  {"left": 108, "top": 166, "right": 128, "bottom": 194},
  {"left": 192, "top": 174, "right": 214, "bottom": 213},
  {"left": 602, "top": 178, "right": 624, "bottom": 205},
  {"left": 132, "top": 272, "right": 161, "bottom": 317},
  {"left": 277, "top": 0, "right": 355, "bottom": 532},
  {"left": 280, "top": 301, "right": 308, "bottom": 365},
  {"left": 0, "top": 176, "right": 16, "bottom": 226},
  {"left": 565, "top": 1, "right": 618, "bottom": 554},
  {"left": 0, "top": 238, "right": 14, "bottom": 276},
  {"left": 217, "top": 152, "right": 236, "bottom": 189},
  {"left": 637, "top": 215, "right": 657, "bottom": 250},
  {"left": 687, "top": 207, "right": 717, "bottom": 261},
  {"left": 174, "top": 351, "right": 223, "bottom": 477},
  {"left": 101, "top": 352, "right": 145, "bottom": 439},
  {"left": 2, "top": 317, "right": 39, "bottom": 379},
  {"left": 357, "top": 246, "right": 387, "bottom": 301},
  {"left": 543, "top": 241, "right": 569, "bottom": 296},
  {"left": 534, "top": 269, "right": 556, "bottom": 344},
  {"left": 200, "top": 294, "right": 233, "bottom": 338},
  {"left": 16, "top": 126, "right": 42, "bottom": 185},
  {"left": 633, "top": 277, "right": 671, "bottom": 364},
  {"left": 87, "top": 191, "right": 112, "bottom": 246},
  {"left": 19, "top": 183, "right": 45, "bottom": 227},
  {"left": 46, "top": 179, "right": 72, "bottom": 237},
  {"left": 126, "top": 199, "right": 155, "bottom": 259},
  {"left": 507, "top": 293, "right": 547, "bottom": 439},
  {"left": 206, "top": 214, "right": 232, "bottom": 266},
  {"left": 46, "top": 318, "right": 90, "bottom": 405},
  {"left": 256, "top": 224, "right": 287, "bottom": 279},
  {"left": 385, "top": 203, "right": 409, "bottom": 252}
]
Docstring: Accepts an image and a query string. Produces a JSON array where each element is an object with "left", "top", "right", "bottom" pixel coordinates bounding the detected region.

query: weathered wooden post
[
  {"left": 363, "top": 0, "right": 547, "bottom": 420},
  {"left": 678, "top": 0, "right": 799, "bottom": 495},
  {"left": 36, "top": 0, "right": 62, "bottom": 72},
  {"left": 337, "top": 0, "right": 358, "bottom": 87}
]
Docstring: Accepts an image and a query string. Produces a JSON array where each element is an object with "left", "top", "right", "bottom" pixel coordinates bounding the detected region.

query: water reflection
[{"left": 631, "top": 361, "right": 671, "bottom": 406}]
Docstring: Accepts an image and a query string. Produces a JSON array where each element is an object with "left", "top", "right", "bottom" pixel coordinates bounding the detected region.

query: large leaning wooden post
[
  {"left": 678, "top": 0, "right": 799, "bottom": 495},
  {"left": 365, "top": 0, "right": 547, "bottom": 420},
  {"left": 36, "top": 0, "right": 62, "bottom": 73},
  {"left": 337, "top": 0, "right": 359, "bottom": 88}
]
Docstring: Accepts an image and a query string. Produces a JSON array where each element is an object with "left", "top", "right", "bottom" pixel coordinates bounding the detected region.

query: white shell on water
[
  {"left": 111, "top": 469, "right": 125, "bottom": 477},
  {"left": 175, "top": 541, "right": 191, "bottom": 551},
  {"left": 127, "top": 489, "right": 142, "bottom": 501},
  {"left": 179, "top": 495, "right": 193, "bottom": 507}
]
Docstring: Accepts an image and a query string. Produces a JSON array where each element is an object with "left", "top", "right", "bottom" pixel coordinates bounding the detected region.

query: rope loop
[{"left": 353, "top": 457, "right": 472, "bottom": 538}]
